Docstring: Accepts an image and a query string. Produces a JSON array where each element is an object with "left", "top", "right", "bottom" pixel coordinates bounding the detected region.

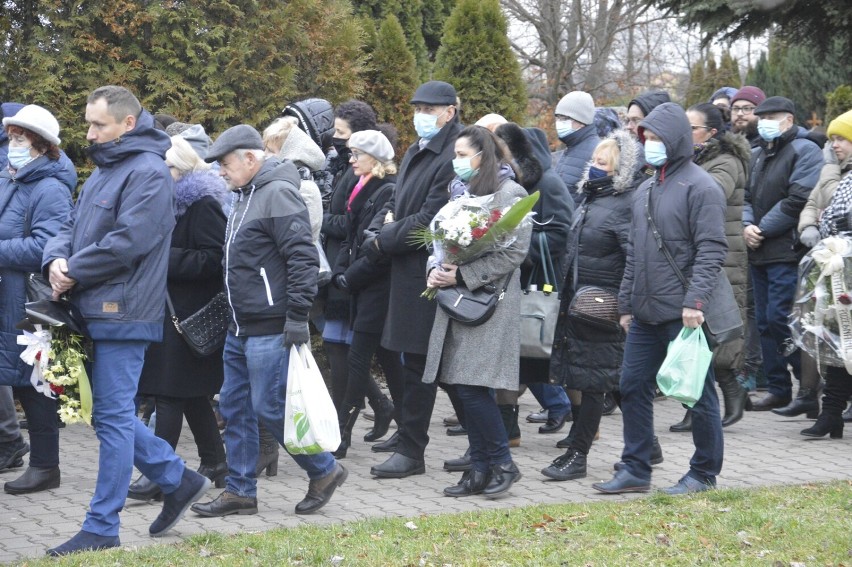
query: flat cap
[
  {"left": 205, "top": 124, "right": 263, "bottom": 163},
  {"left": 755, "top": 96, "right": 795, "bottom": 116},
  {"left": 410, "top": 81, "right": 457, "bottom": 106}
]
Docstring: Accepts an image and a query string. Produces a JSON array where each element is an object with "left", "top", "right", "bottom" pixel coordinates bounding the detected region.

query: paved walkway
[{"left": 1, "top": 388, "right": 850, "bottom": 564}]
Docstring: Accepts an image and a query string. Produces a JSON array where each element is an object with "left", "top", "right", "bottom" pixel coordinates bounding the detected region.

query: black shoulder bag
[
  {"left": 436, "top": 272, "right": 513, "bottom": 326},
  {"left": 166, "top": 291, "right": 231, "bottom": 357},
  {"left": 645, "top": 182, "right": 743, "bottom": 348}
]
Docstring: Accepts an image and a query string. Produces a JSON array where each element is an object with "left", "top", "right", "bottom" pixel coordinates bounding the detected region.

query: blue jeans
[
  {"left": 454, "top": 385, "right": 510, "bottom": 472},
  {"left": 84, "top": 341, "right": 185, "bottom": 537},
  {"left": 220, "top": 333, "right": 335, "bottom": 498},
  {"left": 619, "top": 320, "right": 723, "bottom": 483},
  {"left": 527, "top": 382, "right": 571, "bottom": 418},
  {"left": 750, "top": 263, "right": 801, "bottom": 398}
]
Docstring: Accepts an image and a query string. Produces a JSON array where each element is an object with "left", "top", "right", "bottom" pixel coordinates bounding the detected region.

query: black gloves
[
  {"left": 283, "top": 319, "right": 310, "bottom": 348},
  {"left": 332, "top": 273, "right": 349, "bottom": 290},
  {"left": 360, "top": 233, "right": 385, "bottom": 264}
]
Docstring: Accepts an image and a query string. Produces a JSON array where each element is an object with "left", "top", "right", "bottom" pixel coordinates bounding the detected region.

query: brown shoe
[
  {"left": 191, "top": 491, "right": 258, "bottom": 517},
  {"left": 295, "top": 463, "right": 347, "bottom": 514}
]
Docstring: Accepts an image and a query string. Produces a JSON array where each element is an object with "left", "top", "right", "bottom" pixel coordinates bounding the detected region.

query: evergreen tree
[
  {"left": 364, "top": 15, "right": 419, "bottom": 152},
  {"left": 716, "top": 50, "right": 741, "bottom": 89},
  {"left": 685, "top": 57, "right": 707, "bottom": 107},
  {"left": 826, "top": 85, "right": 852, "bottom": 122},
  {"left": 433, "top": 0, "right": 527, "bottom": 123}
]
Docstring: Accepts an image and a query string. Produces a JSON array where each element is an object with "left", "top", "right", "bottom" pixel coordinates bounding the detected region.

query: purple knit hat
[{"left": 731, "top": 86, "right": 766, "bottom": 107}]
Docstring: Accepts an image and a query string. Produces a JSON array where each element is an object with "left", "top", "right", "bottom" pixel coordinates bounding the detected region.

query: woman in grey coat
[{"left": 422, "top": 126, "right": 531, "bottom": 498}]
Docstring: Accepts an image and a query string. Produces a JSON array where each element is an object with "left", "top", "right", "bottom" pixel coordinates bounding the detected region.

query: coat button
[{"left": 481, "top": 274, "right": 489, "bottom": 281}]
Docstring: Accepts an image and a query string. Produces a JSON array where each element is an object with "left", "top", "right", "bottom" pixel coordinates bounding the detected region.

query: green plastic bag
[{"left": 656, "top": 327, "right": 713, "bottom": 408}]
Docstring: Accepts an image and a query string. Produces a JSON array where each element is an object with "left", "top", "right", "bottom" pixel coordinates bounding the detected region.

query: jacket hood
[
  {"left": 174, "top": 170, "right": 229, "bottom": 218},
  {"left": 0, "top": 102, "right": 25, "bottom": 146},
  {"left": 86, "top": 110, "right": 171, "bottom": 167},
  {"left": 246, "top": 156, "right": 302, "bottom": 193},
  {"left": 495, "top": 123, "right": 542, "bottom": 190},
  {"left": 277, "top": 125, "right": 325, "bottom": 172},
  {"left": 177, "top": 124, "right": 212, "bottom": 159},
  {"left": 639, "top": 102, "right": 693, "bottom": 167},
  {"left": 283, "top": 98, "right": 335, "bottom": 150},
  {"left": 576, "top": 128, "right": 640, "bottom": 194},
  {"left": 696, "top": 130, "right": 751, "bottom": 168},
  {"left": 4, "top": 154, "right": 74, "bottom": 193},
  {"left": 628, "top": 90, "right": 671, "bottom": 117},
  {"left": 523, "top": 127, "right": 555, "bottom": 174}
]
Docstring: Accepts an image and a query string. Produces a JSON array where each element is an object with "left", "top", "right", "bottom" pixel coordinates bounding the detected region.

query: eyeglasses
[
  {"left": 349, "top": 150, "right": 364, "bottom": 161},
  {"left": 731, "top": 106, "right": 756, "bottom": 115},
  {"left": 690, "top": 125, "right": 711, "bottom": 131},
  {"left": 626, "top": 117, "right": 643, "bottom": 125}
]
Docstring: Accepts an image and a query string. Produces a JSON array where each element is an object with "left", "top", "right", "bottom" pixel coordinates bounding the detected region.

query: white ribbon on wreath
[
  {"left": 16, "top": 325, "right": 55, "bottom": 399},
  {"left": 810, "top": 236, "right": 852, "bottom": 373}
]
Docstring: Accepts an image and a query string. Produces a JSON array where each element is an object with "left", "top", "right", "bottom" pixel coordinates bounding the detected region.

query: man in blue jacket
[
  {"left": 43, "top": 86, "right": 210, "bottom": 556},
  {"left": 593, "top": 102, "right": 728, "bottom": 495}
]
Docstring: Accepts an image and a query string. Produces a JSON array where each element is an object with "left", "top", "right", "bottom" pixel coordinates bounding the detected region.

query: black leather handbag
[
  {"left": 436, "top": 273, "right": 512, "bottom": 327},
  {"left": 167, "top": 291, "right": 231, "bottom": 357}
]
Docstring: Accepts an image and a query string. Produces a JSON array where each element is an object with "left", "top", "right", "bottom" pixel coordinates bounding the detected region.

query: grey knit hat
[
  {"left": 554, "top": 91, "right": 595, "bottom": 125},
  {"left": 205, "top": 124, "right": 263, "bottom": 163},
  {"left": 348, "top": 129, "right": 394, "bottom": 163},
  {"left": 2, "top": 104, "right": 61, "bottom": 145}
]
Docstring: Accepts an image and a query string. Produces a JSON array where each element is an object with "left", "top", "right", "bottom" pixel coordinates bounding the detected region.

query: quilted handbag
[{"left": 167, "top": 291, "right": 230, "bottom": 357}]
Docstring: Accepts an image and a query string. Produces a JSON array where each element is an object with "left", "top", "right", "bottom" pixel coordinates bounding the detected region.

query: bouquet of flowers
[
  {"left": 789, "top": 235, "right": 852, "bottom": 373},
  {"left": 17, "top": 302, "right": 93, "bottom": 425},
  {"left": 410, "top": 191, "right": 540, "bottom": 299}
]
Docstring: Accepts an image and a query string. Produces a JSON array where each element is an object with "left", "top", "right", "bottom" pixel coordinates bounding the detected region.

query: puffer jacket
[
  {"left": 743, "top": 125, "right": 823, "bottom": 265},
  {"left": 553, "top": 124, "right": 600, "bottom": 207},
  {"left": 619, "top": 102, "right": 728, "bottom": 324},
  {"left": 0, "top": 102, "right": 25, "bottom": 170},
  {"left": 277, "top": 125, "right": 325, "bottom": 241},
  {"left": 798, "top": 157, "right": 852, "bottom": 232},
  {"left": 224, "top": 157, "right": 318, "bottom": 336},
  {"left": 43, "top": 110, "right": 175, "bottom": 341},
  {"left": 1, "top": 155, "right": 74, "bottom": 386}
]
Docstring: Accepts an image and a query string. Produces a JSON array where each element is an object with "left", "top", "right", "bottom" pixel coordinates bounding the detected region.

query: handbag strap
[
  {"left": 644, "top": 180, "right": 690, "bottom": 290},
  {"left": 164, "top": 291, "right": 184, "bottom": 334},
  {"left": 571, "top": 195, "right": 591, "bottom": 292},
  {"left": 527, "top": 232, "right": 557, "bottom": 292}
]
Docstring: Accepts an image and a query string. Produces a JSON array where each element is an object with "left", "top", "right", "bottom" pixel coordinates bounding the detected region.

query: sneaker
[{"left": 661, "top": 474, "right": 715, "bottom": 495}]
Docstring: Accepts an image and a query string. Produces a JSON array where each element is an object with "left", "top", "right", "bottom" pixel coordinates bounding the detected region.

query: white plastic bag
[{"left": 284, "top": 344, "right": 341, "bottom": 454}]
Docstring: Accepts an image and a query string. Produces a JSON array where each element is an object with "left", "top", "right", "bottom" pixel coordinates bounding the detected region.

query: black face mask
[{"left": 332, "top": 137, "right": 350, "bottom": 160}]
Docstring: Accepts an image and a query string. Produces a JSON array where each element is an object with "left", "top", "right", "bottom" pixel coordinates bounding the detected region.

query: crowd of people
[{"left": 0, "top": 77, "right": 850, "bottom": 555}]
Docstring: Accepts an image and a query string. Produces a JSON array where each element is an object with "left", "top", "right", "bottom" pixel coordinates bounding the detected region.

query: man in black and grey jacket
[{"left": 190, "top": 125, "right": 346, "bottom": 519}]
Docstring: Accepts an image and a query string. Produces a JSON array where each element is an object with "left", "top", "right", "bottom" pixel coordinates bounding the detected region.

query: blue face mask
[
  {"left": 757, "top": 119, "right": 782, "bottom": 141},
  {"left": 7, "top": 146, "right": 34, "bottom": 170},
  {"left": 588, "top": 166, "right": 609, "bottom": 180},
  {"left": 452, "top": 151, "right": 481, "bottom": 182},
  {"left": 413, "top": 108, "right": 449, "bottom": 140},
  {"left": 644, "top": 140, "right": 667, "bottom": 167},
  {"left": 555, "top": 120, "right": 574, "bottom": 139}
]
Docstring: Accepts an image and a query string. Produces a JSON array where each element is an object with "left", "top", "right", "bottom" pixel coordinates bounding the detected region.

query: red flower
[
  {"left": 489, "top": 209, "right": 502, "bottom": 223},
  {"left": 49, "top": 383, "right": 65, "bottom": 395},
  {"left": 839, "top": 293, "right": 852, "bottom": 305},
  {"left": 35, "top": 351, "right": 41, "bottom": 361},
  {"left": 471, "top": 227, "right": 488, "bottom": 240}
]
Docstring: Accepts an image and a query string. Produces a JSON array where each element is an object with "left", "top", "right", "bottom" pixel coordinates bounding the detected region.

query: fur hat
[
  {"left": 555, "top": 91, "right": 595, "bottom": 125},
  {"left": 348, "top": 129, "right": 394, "bottom": 163},
  {"left": 2, "top": 104, "right": 61, "bottom": 145},
  {"left": 828, "top": 109, "right": 852, "bottom": 143},
  {"left": 205, "top": 124, "right": 263, "bottom": 163},
  {"left": 494, "top": 122, "right": 542, "bottom": 191}
]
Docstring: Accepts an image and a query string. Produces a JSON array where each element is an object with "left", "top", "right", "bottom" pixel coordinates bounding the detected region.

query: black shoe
[
  {"left": 192, "top": 491, "right": 258, "bottom": 517},
  {"left": 556, "top": 434, "right": 572, "bottom": 449},
  {"left": 541, "top": 450, "right": 587, "bottom": 481},
  {"left": 446, "top": 424, "right": 467, "bottom": 436},
  {"left": 443, "top": 447, "right": 472, "bottom": 472},
  {"left": 843, "top": 404, "right": 852, "bottom": 423},
  {"left": 613, "top": 436, "right": 663, "bottom": 470},
  {"left": 46, "top": 530, "right": 120, "bottom": 556},
  {"left": 592, "top": 468, "right": 650, "bottom": 494},
  {"left": 443, "top": 469, "right": 490, "bottom": 497},
  {"left": 482, "top": 461, "right": 521, "bottom": 497},
  {"left": 197, "top": 462, "right": 228, "bottom": 489},
  {"left": 4, "top": 466, "right": 60, "bottom": 495},
  {"left": 443, "top": 415, "right": 460, "bottom": 427},
  {"left": 751, "top": 392, "right": 791, "bottom": 411},
  {"left": 149, "top": 468, "right": 211, "bottom": 536},
  {"left": 370, "top": 452, "right": 425, "bottom": 478},
  {"left": 295, "top": 463, "right": 347, "bottom": 514},
  {"left": 525, "top": 409, "right": 548, "bottom": 423},
  {"left": 601, "top": 393, "right": 618, "bottom": 416},
  {"left": 0, "top": 436, "right": 29, "bottom": 472},
  {"left": 538, "top": 413, "right": 567, "bottom": 434},
  {"left": 772, "top": 389, "right": 819, "bottom": 418},
  {"left": 364, "top": 396, "right": 394, "bottom": 442},
  {"left": 127, "top": 473, "right": 162, "bottom": 501},
  {"left": 371, "top": 430, "right": 399, "bottom": 453},
  {"left": 801, "top": 413, "right": 844, "bottom": 439},
  {"left": 669, "top": 410, "right": 693, "bottom": 432}
]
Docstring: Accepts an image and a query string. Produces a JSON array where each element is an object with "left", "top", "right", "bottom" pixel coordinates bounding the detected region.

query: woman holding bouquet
[
  {"left": 1, "top": 105, "right": 74, "bottom": 494},
  {"left": 422, "top": 126, "right": 532, "bottom": 498}
]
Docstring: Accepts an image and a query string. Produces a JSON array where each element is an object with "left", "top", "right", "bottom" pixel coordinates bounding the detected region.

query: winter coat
[
  {"left": 422, "top": 180, "right": 532, "bottom": 389},
  {"left": 321, "top": 166, "right": 357, "bottom": 321},
  {"left": 552, "top": 125, "right": 601, "bottom": 207},
  {"left": 550, "top": 129, "right": 638, "bottom": 392},
  {"left": 138, "top": 171, "right": 227, "bottom": 398},
  {"left": 798, "top": 158, "right": 852, "bottom": 232},
  {"left": 43, "top": 111, "right": 175, "bottom": 341},
  {"left": 223, "top": 157, "right": 318, "bottom": 336},
  {"left": 372, "top": 120, "right": 463, "bottom": 355},
  {"left": 0, "top": 103, "right": 25, "bottom": 170},
  {"left": 277, "top": 125, "right": 325, "bottom": 242},
  {"left": 0, "top": 156, "right": 74, "bottom": 386},
  {"left": 619, "top": 102, "right": 728, "bottom": 324},
  {"left": 333, "top": 174, "right": 396, "bottom": 334},
  {"left": 743, "top": 125, "right": 824, "bottom": 266}
]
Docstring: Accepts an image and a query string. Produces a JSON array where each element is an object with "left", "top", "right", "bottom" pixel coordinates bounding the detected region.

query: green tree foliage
[
  {"left": 716, "top": 50, "right": 741, "bottom": 89},
  {"left": 685, "top": 50, "right": 741, "bottom": 107},
  {"left": 433, "top": 0, "right": 527, "bottom": 124},
  {"left": 826, "top": 86, "right": 852, "bottom": 123},
  {"left": 363, "top": 15, "right": 420, "bottom": 153}
]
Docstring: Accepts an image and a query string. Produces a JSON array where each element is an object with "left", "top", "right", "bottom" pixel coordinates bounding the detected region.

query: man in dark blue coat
[
  {"left": 43, "top": 86, "right": 210, "bottom": 555},
  {"left": 552, "top": 91, "right": 601, "bottom": 207}
]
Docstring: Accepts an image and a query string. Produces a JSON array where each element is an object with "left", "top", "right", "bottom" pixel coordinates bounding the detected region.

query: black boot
[
  {"left": 443, "top": 469, "right": 491, "bottom": 497},
  {"left": 498, "top": 404, "right": 520, "bottom": 447},
  {"left": 4, "top": 466, "right": 60, "bottom": 495},
  {"left": 364, "top": 396, "right": 394, "bottom": 442},
  {"left": 800, "top": 413, "right": 843, "bottom": 438},
  {"left": 256, "top": 424, "right": 279, "bottom": 477},
  {"left": 719, "top": 372, "right": 751, "bottom": 427},
  {"left": 127, "top": 473, "right": 162, "bottom": 501},
  {"left": 333, "top": 405, "right": 360, "bottom": 459},
  {"left": 197, "top": 462, "right": 228, "bottom": 489},
  {"left": 556, "top": 405, "right": 581, "bottom": 449},
  {"left": 669, "top": 410, "right": 693, "bottom": 432},
  {"left": 482, "top": 461, "right": 521, "bottom": 497},
  {"left": 541, "top": 449, "right": 587, "bottom": 481},
  {"left": 371, "top": 430, "right": 399, "bottom": 453},
  {"left": 772, "top": 387, "right": 820, "bottom": 418}
]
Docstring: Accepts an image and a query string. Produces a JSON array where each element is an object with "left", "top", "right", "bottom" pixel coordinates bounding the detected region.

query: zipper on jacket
[{"left": 259, "top": 267, "right": 274, "bottom": 306}]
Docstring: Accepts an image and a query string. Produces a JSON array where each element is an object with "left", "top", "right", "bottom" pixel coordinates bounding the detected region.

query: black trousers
[
  {"left": 569, "top": 391, "right": 604, "bottom": 455},
  {"left": 343, "top": 331, "right": 404, "bottom": 411},
  {"left": 153, "top": 395, "right": 225, "bottom": 466},
  {"left": 14, "top": 386, "right": 59, "bottom": 468},
  {"left": 395, "top": 352, "right": 435, "bottom": 460}
]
